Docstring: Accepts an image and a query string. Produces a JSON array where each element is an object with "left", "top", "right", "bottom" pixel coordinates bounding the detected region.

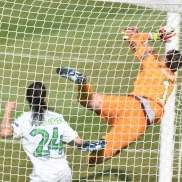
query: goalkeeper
[{"left": 56, "top": 26, "right": 182, "bottom": 167}]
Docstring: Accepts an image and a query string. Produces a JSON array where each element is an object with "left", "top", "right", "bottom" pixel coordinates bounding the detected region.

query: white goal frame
[{"left": 159, "top": 11, "right": 181, "bottom": 182}]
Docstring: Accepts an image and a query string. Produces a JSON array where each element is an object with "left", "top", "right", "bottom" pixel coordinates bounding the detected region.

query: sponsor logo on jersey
[
  {"left": 30, "top": 116, "right": 65, "bottom": 126},
  {"left": 141, "top": 52, "right": 148, "bottom": 60}
]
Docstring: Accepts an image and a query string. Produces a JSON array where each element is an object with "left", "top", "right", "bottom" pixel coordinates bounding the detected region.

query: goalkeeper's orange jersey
[{"left": 129, "top": 33, "right": 176, "bottom": 107}]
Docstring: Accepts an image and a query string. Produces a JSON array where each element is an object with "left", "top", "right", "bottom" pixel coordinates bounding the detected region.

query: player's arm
[
  {"left": 122, "top": 26, "right": 176, "bottom": 63},
  {"left": 122, "top": 28, "right": 157, "bottom": 63},
  {"left": 122, "top": 26, "right": 176, "bottom": 43},
  {"left": 68, "top": 136, "right": 83, "bottom": 146},
  {"left": 1, "top": 102, "right": 16, "bottom": 138},
  {"left": 127, "top": 33, "right": 157, "bottom": 64},
  {"left": 143, "top": 41, "right": 159, "bottom": 60}
]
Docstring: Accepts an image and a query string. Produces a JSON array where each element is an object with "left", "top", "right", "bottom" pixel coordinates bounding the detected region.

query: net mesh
[{"left": 0, "top": 0, "right": 181, "bottom": 181}]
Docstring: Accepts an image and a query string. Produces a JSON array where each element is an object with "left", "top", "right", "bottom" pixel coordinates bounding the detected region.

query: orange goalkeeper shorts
[{"left": 95, "top": 94, "right": 163, "bottom": 158}]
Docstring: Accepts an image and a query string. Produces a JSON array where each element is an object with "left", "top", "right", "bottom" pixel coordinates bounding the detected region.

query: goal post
[
  {"left": 159, "top": 10, "right": 181, "bottom": 182},
  {"left": 0, "top": 0, "right": 182, "bottom": 182}
]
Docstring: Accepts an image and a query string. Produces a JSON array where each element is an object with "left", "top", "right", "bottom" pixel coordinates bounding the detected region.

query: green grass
[{"left": 0, "top": 0, "right": 182, "bottom": 181}]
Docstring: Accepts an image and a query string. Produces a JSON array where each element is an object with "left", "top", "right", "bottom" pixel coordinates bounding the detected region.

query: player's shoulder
[
  {"left": 12, "top": 111, "right": 32, "bottom": 127},
  {"left": 44, "top": 110, "right": 63, "bottom": 117},
  {"left": 44, "top": 110, "right": 66, "bottom": 123},
  {"left": 16, "top": 111, "right": 32, "bottom": 119}
]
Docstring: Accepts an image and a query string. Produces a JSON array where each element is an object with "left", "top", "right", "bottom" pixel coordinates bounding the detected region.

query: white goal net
[{"left": 0, "top": 0, "right": 182, "bottom": 182}]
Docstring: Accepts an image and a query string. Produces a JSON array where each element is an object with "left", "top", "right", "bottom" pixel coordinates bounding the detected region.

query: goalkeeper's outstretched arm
[
  {"left": 122, "top": 26, "right": 176, "bottom": 59},
  {"left": 122, "top": 26, "right": 176, "bottom": 42}
]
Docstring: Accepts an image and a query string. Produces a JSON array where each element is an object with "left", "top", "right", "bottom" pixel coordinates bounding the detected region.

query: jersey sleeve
[
  {"left": 11, "top": 113, "right": 24, "bottom": 138},
  {"left": 61, "top": 121, "right": 78, "bottom": 143},
  {"left": 128, "top": 33, "right": 159, "bottom": 69}
]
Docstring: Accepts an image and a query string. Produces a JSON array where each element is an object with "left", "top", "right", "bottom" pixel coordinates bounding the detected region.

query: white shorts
[{"left": 30, "top": 165, "right": 72, "bottom": 182}]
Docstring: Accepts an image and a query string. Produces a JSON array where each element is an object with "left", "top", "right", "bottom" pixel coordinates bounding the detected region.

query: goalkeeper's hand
[
  {"left": 121, "top": 26, "right": 138, "bottom": 40},
  {"left": 151, "top": 26, "right": 176, "bottom": 43},
  {"left": 77, "top": 139, "right": 106, "bottom": 152},
  {"left": 77, "top": 141, "right": 90, "bottom": 151}
]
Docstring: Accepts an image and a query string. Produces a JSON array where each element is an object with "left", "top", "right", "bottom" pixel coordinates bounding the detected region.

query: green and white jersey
[{"left": 11, "top": 110, "right": 78, "bottom": 182}]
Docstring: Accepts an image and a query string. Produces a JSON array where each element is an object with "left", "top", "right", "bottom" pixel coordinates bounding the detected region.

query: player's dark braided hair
[
  {"left": 26, "top": 82, "right": 47, "bottom": 121},
  {"left": 166, "top": 50, "right": 182, "bottom": 72}
]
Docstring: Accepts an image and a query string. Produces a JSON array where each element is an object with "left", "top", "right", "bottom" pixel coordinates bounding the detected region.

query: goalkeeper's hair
[
  {"left": 166, "top": 50, "right": 182, "bottom": 72},
  {"left": 26, "top": 82, "right": 48, "bottom": 121}
]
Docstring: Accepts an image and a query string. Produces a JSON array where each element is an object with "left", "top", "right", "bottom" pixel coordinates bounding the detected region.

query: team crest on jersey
[{"left": 141, "top": 52, "right": 148, "bottom": 60}]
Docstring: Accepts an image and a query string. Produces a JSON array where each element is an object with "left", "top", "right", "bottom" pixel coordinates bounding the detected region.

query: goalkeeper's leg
[
  {"left": 86, "top": 124, "right": 146, "bottom": 167},
  {"left": 77, "top": 84, "right": 94, "bottom": 107},
  {"left": 86, "top": 100, "right": 148, "bottom": 167},
  {"left": 56, "top": 67, "right": 94, "bottom": 107}
]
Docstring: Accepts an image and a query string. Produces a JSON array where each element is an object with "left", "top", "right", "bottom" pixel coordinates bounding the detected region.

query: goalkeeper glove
[
  {"left": 151, "top": 26, "right": 176, "bottom": 43},
  {"left": 77, "top": 139, "right": 106, "bottom": 152},
  {"left": 77, "top": 141, "right": 90, "bottom": 151},
  {"left": 121, "top": 26, "right": 138, "bottom": 40}
]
